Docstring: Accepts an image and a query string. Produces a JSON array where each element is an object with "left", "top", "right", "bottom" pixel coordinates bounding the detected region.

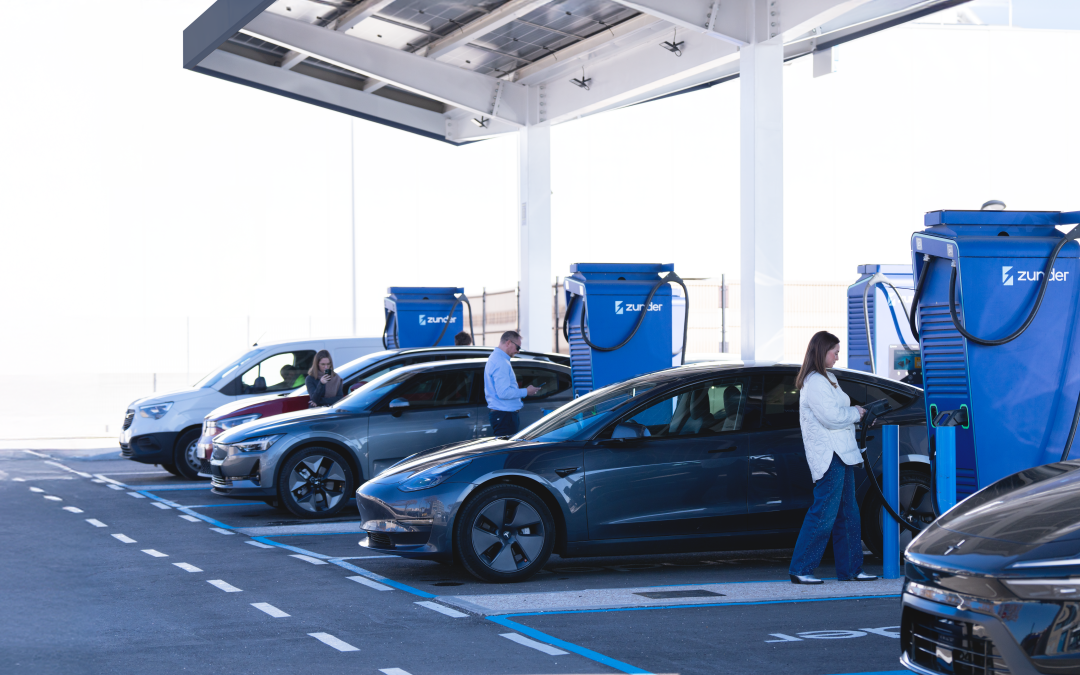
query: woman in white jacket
[{"left": 789, "top": 331, "right": 878, "bottom": 585}]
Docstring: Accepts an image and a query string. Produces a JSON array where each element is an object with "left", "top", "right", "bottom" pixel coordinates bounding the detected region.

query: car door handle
[
  {"left": 444, "top": 413, "right": 471, "bottom": 420},
  {"left": 709, "top": 444, "right": 738, "bottom": 453},
  {"left": 554, "top": 467, "right": 580, "bottom": 477}
]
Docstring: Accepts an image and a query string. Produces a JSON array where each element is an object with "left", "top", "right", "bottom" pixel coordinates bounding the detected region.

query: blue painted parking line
[
  {"left": 487, "top": 594, "right": 902, "bottom": 675},
  {"left": 248, "top": 536, "right": 330, "bottom": 557},
  {"left": 328, "top": 560, "right": 436, "bottom": 598},
  {"left": 183, "top": 502, "right": 266, "bottom": 508}
]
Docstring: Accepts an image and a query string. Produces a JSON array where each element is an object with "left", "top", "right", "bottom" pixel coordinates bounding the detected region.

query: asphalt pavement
[{"left": 1, "top": 446, "right": 910, "bottom": 675}]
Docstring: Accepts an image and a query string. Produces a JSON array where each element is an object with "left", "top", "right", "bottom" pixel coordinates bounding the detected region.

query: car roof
[
  {"left": 613, "top": 361, "right": 922, "bottom": 392},
  {"left": 390, "top": 357, "right": 570, "bottom": 376}
]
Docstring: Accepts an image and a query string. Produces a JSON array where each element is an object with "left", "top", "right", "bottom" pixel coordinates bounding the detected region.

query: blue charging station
[
  {"left": 563, "top": 263, "right": 688, "bottom": 396},
  {"left": 911, "top": 209, "right": 1080, "bottom": 503},
  {"left": 847, "top": 265, "right": 920, "bottom": 382},
  {"left": 383, "top": 287, "right": 473, "bottom": 349}
]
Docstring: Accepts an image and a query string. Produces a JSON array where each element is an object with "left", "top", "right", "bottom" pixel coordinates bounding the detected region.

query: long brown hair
[
  {"left": 307, "top": 350, "right": 333, "bottom": 378},
  {"left": 796, "top": 331, "right": 840, "bottom": 390}
]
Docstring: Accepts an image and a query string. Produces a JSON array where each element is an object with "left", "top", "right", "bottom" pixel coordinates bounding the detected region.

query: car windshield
[
  {"left": 192, "top": 348, "right": 263, "bottom": 389},
  {"left": 286, "top": 350, "right": 397, "bottom": 397},
  {"left": 332, "top": 369, "right": 415, "bottom": 412},
  {"left": 514, "top": 380, "right": 658, "bottom": 443}
]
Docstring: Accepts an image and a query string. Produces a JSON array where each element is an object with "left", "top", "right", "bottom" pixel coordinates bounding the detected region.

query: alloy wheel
[
  {"left": 182, "top": 438, "right": 201, "bottom": 475},
  {"left": 470, "top": 498, "right": 546, "bottom": 572},
  {"left": 288, "top": 455, "right": 348, "bottom": 514}
]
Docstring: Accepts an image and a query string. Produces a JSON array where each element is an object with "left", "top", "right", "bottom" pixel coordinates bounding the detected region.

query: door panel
[
  {"left": 584, "top": 377, "right": 751, "bottom": 539},
  {"left": 365, "top": 370, "right": 479, "bottom": 476},
  {"left": 747, "top": 373, "right": 814, "bottom": 531}
]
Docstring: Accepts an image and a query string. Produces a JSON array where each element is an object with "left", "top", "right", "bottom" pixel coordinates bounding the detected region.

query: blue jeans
[
  {"left": 789, "top": 454, "right": 865, "bottom": 579},
  {"left": 489, "top": 410, "right": 520, "bottom": 437}
]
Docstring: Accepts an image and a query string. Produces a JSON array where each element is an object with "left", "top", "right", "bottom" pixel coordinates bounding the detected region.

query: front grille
[
  {"left": 122, "top": 410, "right": 135, "bottom": 430},
  {"left": 366, "top": 532, "right": 394, "bottom": 549},
  {"left": 907, "top": 609, "right": 1009, "bottom": 675},
  {"left": 120, "top": 444, "right": 134, "bottom": 458},
  {"left": 211, "top": 476, "right": 230, "bottom": 489}
]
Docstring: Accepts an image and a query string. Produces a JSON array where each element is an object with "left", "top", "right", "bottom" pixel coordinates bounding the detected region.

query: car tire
[
  {"left": 277, "top": 447, "right": 355, "bottom": 519},
  {"left": 172, "top": 429, "right": 204, "bottom": 481},
  {"left": 455, "top": 484, "right": 555, "bottom": 583},
  {"left": 161, "top": 463, "right": 181, "bottom": 476},
  {"left": 862, "top": 469, "right": 934, "bottom": 559}
]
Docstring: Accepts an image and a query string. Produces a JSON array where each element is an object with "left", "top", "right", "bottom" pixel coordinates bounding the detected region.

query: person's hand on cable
[{"left": 856, "top": 405, "right": 866, "bottom": 419}]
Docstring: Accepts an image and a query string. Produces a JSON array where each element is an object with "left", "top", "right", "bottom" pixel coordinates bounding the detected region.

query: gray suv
[{"left": 209, "top": 358, "right": 573, "bottom": 518}]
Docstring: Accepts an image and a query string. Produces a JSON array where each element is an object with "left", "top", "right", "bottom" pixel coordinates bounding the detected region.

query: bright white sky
[{"left": 2, "top": 1, "right": 1079, "bottom": 377}]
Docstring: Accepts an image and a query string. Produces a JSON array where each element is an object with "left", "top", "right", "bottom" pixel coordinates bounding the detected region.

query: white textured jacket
[{"left": 799, "top": 371, "right": 863, "bottom": 482}]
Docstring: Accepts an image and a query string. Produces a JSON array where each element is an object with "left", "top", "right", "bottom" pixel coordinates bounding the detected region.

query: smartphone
[{"left": 325, "top": 368, "right": 333, "bottom": 377}]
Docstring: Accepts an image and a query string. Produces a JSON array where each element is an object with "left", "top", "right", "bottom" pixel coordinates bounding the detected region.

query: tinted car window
[
  {"left": 392, "top": 371, "right": 473, "bottom": 409},
  {"left": 616, "top": 377, "right": 750, "bottom": 438},
  {"left": 762, "top": 373, "right": 800, "bottom": 430},
  {"left": 516, "top": 381, "right": 657, "bottom": 442},
  {"left": 512, "top": 367, "right": 570, "bottom": 398},
  {"left": 838, "top": 378, "right": 867, "bottom": 406},
  {"left": 867, "top": 384, "right": 917, "bottom": 409},
  {"left": 239, "top": 351, "right": 316, "bottom": 394}
]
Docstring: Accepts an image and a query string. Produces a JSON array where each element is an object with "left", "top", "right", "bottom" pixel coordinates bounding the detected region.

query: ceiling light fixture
[
  {"left": 660, "top": 29, "right": 684, "bottom": 57},
  {"left": 570, "top": 66, "right": 591, "bottom": 91},
  {"left": 472, "top": 116, "right": 489, "bottom": 128}
]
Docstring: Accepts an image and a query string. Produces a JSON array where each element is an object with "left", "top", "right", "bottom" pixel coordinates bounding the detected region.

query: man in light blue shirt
[{"left": 484, "top": 331, "right": 539, "bottom": 436}]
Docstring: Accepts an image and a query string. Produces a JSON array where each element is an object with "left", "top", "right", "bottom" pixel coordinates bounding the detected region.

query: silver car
[{"left": 208, "top": 358, "right": 573, "bottom": 518}]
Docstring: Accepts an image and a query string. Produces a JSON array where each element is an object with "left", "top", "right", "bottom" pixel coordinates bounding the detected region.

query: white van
[{"left": 119, "top": 337, "right": 382, "bottom": 479}]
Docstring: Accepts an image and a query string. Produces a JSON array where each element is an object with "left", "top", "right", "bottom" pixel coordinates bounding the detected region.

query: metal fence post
[
  {"left": 936, "top": 427, "right": 957, "bottom": 513},
  {"left": 882, "top": 424, "right": 900, "bottom": 579}
]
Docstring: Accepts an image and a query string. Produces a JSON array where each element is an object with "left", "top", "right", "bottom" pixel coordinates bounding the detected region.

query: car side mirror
[{"left": 611, "top": 422, "right": 649, "bottom": 439}]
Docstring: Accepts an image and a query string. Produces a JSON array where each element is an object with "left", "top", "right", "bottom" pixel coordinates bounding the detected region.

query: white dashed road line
[
  {"left": 209, "top": 528, "right": 235, "bottom": 535},
  {"left": 86, "top": 519, "right": 107, "bottom": 528},
  {"left": 112, "top": 534, "right": 136, "bottom": 543},
  {"left": 43, "top": 460, "right": 92, "bottom": 478},
  {"left": 44, "top": 496, "right": 62, "bottom": 501},
  {"left": 142, "top": 549, "right": 168, "bottom": 558},
  {"left": 499, "top": 633, "right": 569, "bottom": 656},
  {"left": 29, "top": 487, "right": 44, "bottom": 493},
  {"left": 347, "top": 576, "right": 393, "bottom": 591},
  {"left": 174, "top": 563, "right": 202, "bottom": 573},
  {"left": 151, "top": 502, "right": 172, "bottom": 510},
  {"left": 63, "top": 506, "right": 84, "bottom": 513},
  {"left": 179, "top": 515, "right": 201, "bottom": 522},
  {"left": 251, "top": 603, "right": 290, "bottom": 618},
  {"left": 380, "top": 669, "right": 413, "bottom": 675},
  {"left": 246, "top": 541, "right": 275, "bottom": 549},
  {"left": 91, "top": 479, "right": 105, "bottom": 484},
  {"left": 128, "top": 492, "right": 146, "bottom": 498},
  {"left": 207, "top": 580, "right": 242, "bottom": 593},
  {"left": 308, "top": 633, "right": 359, "bottom": 652},
  {"left": 290, "top": 554, "right": 328, "bottom": 565},
  {"left": 23, "top": 450, "right": 51, "bottom": 459},
  {"left": 107, "top": 485, "right": 124, "bottom": 491},
  {"left": 415, "top": 601, "right": 467, "bottom": 618}
]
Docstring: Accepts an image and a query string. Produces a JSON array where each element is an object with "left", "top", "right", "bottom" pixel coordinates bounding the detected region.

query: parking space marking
[
  {"left": 44, "top": 495, "right": 63, "bottom": 501},
  {"left": 416, "top": 601, "right": 468, "bottom": 618},
  {"left": 308, "top": 633, "right": 359, "bottom": 652},
  {"left": 246, "top": 541, "right": 275, "bottom": 549},
  {"left": 43, "top": 460, "right": 92, "bottom": 478},
  {"left": 151, "top": 502, "right": 172, "bottom": 510},
  {"left": 173, "top": 563, "right": 202, "bottom": 573},
  {"left": 13, "top": 478, "right": 25, "bottom": 482},
  {"left": 107, "top": 485, "right": 124, "bottom": 491},
  {"left": 209, "top": 528, "right": 236, "bottom": 535},
  {"left": 329, "top": 560, "right": 435, "bottom": 598},
  {"left": 207, "top": 580, "right": 242, "bottom": 593},
  {"left": 127, "top": 492, "right": 146, "bottom": 498},
  {"left": 347, "top": 576, "right": 393, "bottom": 591},
  {"left": 380, "top": 669, "right": 412, "bottom": 675},
  {"left": 23, "top": 450, "right": 52, "bottom": 459},
  {"left": 29, "top": 487, "right": 44, "bottom": 493},
  {"left": 290, "top": 554, "right": 328, "bottom": 565},
  {"left": 179, "top": 515, "right": 201, "bottom": 522},
  {"left": 86, "top": 519, "right": 107, "bottom": 528},
  {"left": 499, "top": 633, "right": 569, "bottom": 656},
  {"left": 63, "top": 506, "right": 84, "bottom": 513},
  {"left": 251, "top": 602, "right": 290, "bottom": 618},
  {"left": 142, "top": 549, "right": 168, "bottom": 558},
  {"left": 112, "top": 534, "right": 136, "bottom": 543},
  {"left": 91, "top": 479, "right": 105, "bottom": 484}
]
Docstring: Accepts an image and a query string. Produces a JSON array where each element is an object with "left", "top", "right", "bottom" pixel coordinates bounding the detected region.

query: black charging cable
[
  {"left": 857, "top": 399, "right": 923, "bottom": 534},
  {"left": 907, "top": 256, "right": 930, "bottom": 342},
  {"left": 568, "top": 272, "right": 690, "bottom": 365},
  {"left": 381, "top": 311, "right": 396, "bottom": 350},
  {"left": 431, "top": 294, "right": 476, "bottom": 348}
]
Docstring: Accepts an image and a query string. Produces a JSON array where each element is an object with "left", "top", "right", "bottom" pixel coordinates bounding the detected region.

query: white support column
[
  {"left": 517, "top": 122, "right": 552, "bottom": 352},
  {"left": 740, "top": 2, "right": 784, "bottom": 363}
]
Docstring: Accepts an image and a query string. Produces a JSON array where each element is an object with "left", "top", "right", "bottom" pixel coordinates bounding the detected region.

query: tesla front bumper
[
  {"left": 209, "top": 451, "right": 273, "bottom": 498},
  {"left": 355, "top": 481, "right": 461, "bottom": 561}
]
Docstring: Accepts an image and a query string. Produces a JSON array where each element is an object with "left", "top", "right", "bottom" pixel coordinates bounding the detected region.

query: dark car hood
[
  {"left": 207, "top": 392, "right": 292, "bottom": 420},
  {"left": 907, "top": 461, "right": 1080, "bottom": 573},
  {"left": 369, "top": 436, "right": 536, "bottom": 483},
  {"left": 216, "top": 406, "right": 347, "bottom": 442}
]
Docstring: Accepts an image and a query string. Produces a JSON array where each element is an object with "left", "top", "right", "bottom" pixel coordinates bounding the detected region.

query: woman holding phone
[
  {"left": 306, "top": 350, "right": 344, "bottom": 407},
  {"left": 789, "top": 331, "right": 877, "bottom": 585}
]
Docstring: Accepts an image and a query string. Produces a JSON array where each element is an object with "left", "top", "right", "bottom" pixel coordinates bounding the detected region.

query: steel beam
[
  {"left": 281, "top": 0, "right": 399, "bottom": 72},
  {"left": 183, "top": 0, "right": 275, "bottom": 70},
  {"left": 517, "top": 120, "right": 553, "bottom": 352},
  {"left": 422, "top": 0, "right": 557, "bottom": 60},
  {"left": 611, "top": 0, "right": 750, "bottom": 46},
  {"left": 777, "top": 0, "right": 877, "bottom": 42},
  {"left": 241, "top": 11, "right": 528, "bottom": 125},
  {"left": 740, "top": 1, "right": 784, "bottom": 363}
]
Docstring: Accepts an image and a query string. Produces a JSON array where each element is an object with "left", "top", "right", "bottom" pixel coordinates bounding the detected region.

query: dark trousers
[
  {"left": 489, "top": 410, "right": 520, "bottom": 437},
  {"left": 789, "top": 454, "right": 865, "bottom": 579}
]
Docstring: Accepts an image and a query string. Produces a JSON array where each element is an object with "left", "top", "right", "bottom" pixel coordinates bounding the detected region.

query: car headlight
[
  {"left": 1003, "top": 578, "right": 1080, "bottom": 600},
  {"left": 230, "top": 435, "right": 282, "bottom": 454},
  {"left": 139, "top": 402, "right": 173, "bottom": 419},
  {"left": 219, "top": 414, "right": 260, "bottom": 430},
  {"left": 399, "top": 459, "right": 472, "bottom": 491}
]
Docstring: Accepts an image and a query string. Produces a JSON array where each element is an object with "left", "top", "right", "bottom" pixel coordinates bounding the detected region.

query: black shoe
[
  {"left": 841, "top": 572, "right": 878, "bottom": 581},
  {"left": 790, "top": 573, "right": 824, "bottom": 585}
]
